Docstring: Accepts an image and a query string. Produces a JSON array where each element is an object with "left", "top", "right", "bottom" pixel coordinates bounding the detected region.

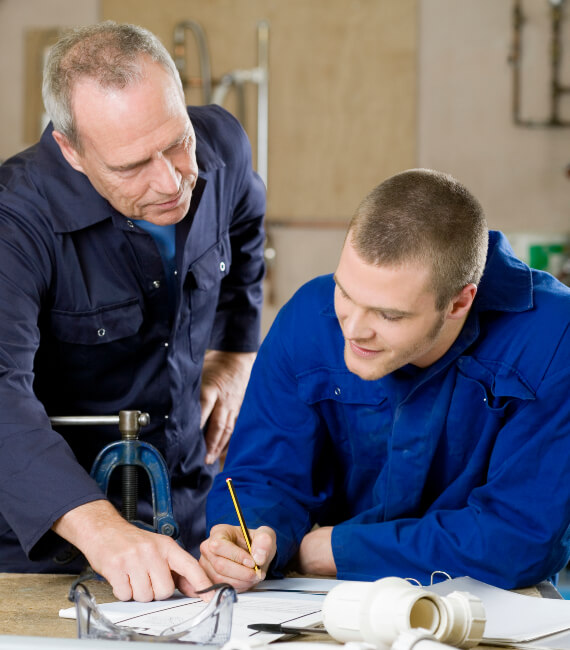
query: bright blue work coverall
[
  {"left": 0, "top": 105, "right": 265, "bottom": 571},
  {"left": 207, "top": 232, "right": 570, "bottom": 589}
]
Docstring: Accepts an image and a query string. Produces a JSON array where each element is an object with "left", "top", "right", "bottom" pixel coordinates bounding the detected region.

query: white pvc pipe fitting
[
  {"left": 433, "top": 590, "right": 486, "bottom": 648},
  {"left": 393, "top": 629, "right": 459, "bottom": 650},
  {"left": 322, "top": 578, "right": 441, "bottom": 645},
  {"left": 322, "top": 578, "right": 485, "bottom": 649}
]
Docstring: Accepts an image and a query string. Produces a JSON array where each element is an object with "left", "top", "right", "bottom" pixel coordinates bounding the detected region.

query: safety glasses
[{"left": 68, "top": 580, "right": 237, "bottom": 644}]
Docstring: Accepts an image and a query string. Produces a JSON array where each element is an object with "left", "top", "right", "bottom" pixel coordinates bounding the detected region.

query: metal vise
[{"left": 49, "top": 410, "right": 179, "bottom": 539}]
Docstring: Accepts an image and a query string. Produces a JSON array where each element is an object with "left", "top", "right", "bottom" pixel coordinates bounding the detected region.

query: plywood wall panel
[{"left": 101, "top": 0, "right": 417, "bottom": 223}]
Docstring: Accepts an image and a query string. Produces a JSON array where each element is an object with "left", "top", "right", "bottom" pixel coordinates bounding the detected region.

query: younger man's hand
[{"left": 199, "top": 523, "right": 276, "bottom": 592}]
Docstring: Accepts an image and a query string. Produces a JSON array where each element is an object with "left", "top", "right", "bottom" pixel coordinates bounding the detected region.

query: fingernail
[
  {"left": 253, "top": 551, "right": 266, "bottom": 566},
  {"left": 243, "top": 557, "right": 255, "bottom": 568},
  {"left": 205, "top": 454, "right": 215, "bottom": 464}
]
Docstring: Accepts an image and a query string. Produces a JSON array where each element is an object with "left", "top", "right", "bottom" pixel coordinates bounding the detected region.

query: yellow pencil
[{"left": 226, "top": 477, "right": 262, "bottom": 576}]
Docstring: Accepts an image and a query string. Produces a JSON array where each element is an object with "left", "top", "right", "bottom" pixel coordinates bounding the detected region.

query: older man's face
[{"left": 54, "top": 58, "right": 198, "bottom": 226}]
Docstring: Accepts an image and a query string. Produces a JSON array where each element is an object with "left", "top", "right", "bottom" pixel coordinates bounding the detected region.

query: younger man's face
[{"left": 334, "top": 237, "right": 452, "bottom": 381}]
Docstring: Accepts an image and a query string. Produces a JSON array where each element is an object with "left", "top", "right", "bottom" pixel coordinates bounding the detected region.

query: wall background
[
  {"left": 100, "top": 0, "right": 417, "bottom": 225},
  {"left": 0, "top": 0, "right": 568, "bottom": 334},
  {"left": 419, "top": 0, "right": 570, "bottom": 234},
  {"left": 0, "top": 0, "right": 99, "bottom": 159}
]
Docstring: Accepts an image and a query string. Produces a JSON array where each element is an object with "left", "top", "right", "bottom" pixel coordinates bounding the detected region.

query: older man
[{"left": 0, "top": 22, "right": 265, "bottom": 601}]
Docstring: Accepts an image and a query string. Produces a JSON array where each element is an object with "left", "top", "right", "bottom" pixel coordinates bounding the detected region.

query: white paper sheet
[
  {"left": 427, "top": 576, "right": 570, "bottom": 643},
  {"left": 252, "top": 577, "right": 343, "bottom": 594},
  {"left": 60, "top": 587, "right": 325, "bottom": 646}
]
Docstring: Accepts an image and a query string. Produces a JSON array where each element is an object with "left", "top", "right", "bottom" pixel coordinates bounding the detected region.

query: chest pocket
[
  {"left": 50, "top": 299, "right": 143, "bottom": 345},
  {"left": 455, "top": 356, "right": 535, "bottom": 416},
  {"left": 40, "top": 299, "right": 144, "bottom": 404},
  {"left": 297, "top": 368, "right": 391, "bottom": 470},
  {"left": 186, "top": 238, "right": 231, "bottom": 362}
]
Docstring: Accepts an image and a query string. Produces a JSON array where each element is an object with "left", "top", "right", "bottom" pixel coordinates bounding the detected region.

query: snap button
[
  {"left": 163, "top": 341, "right": 169, "bottom": 348},
  {"left": 97, "top": 328, "right": 106, "bottom": 337},
  {"left": 153, "top": 280, "right": 161, "bottom": 289},
  {"left": 334, "top": 387, "right": 341, "bottom": 396},
  {"left": 126, "top": 220, "right": 135, "bottom": 228},
  {"left": 219, "top": 261, "right": 226, "bottom": 272}
]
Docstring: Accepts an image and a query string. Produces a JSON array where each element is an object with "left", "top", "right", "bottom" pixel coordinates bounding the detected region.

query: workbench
[
  {"left": 0, "top": 573, "right": 112, "bottom": 638},
  {"left": 0, "top": 572, "right": 332, "bottom": 646},
  {"left": 0, "top": 572, "right": 560, "bottom": 644}
]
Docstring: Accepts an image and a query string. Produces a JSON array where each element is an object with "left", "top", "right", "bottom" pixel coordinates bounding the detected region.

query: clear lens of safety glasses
[{"left": 69, "top": 582, "right": 237, "bottom": 644}]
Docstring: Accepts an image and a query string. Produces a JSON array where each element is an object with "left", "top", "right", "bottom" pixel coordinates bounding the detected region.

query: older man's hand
[
  {"left": 53, "top": 500, "right": 213, "bottom": 602},
  {"left": 200, "top": 350, "right": 256, "bottom": 464}
]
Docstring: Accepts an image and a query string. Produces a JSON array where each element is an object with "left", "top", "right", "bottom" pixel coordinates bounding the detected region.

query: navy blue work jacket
[
  {"left": 207, "top": 232, "right": 570, "bottom": 589},
  {"left": 0, "top": 105, "right": 265, "bottom": 570}
]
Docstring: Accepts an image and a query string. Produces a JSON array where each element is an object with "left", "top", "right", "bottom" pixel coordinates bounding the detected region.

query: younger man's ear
[
  {"left": 52, "top": 131, "right": 85, "bottom": 174},
  {"left": 448, "top": 284, "right": 477, "bottom": 320}
]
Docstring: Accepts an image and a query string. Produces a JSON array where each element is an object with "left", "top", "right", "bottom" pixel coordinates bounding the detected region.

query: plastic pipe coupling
[{"left": 322, "top": 577, "right": 486, "bottom": 648}]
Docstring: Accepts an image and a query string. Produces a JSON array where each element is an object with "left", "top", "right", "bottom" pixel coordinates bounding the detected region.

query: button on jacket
[
  {"left": 207, "top": 232, "right": 570, "bottom": 589},
  {"left": 0, "top": 104, "right": 265, "bottom": 570}
]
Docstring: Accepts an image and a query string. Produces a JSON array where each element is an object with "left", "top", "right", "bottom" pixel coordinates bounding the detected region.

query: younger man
[{"left": 200, "top": 168, "right": 570, "bottom": 590}]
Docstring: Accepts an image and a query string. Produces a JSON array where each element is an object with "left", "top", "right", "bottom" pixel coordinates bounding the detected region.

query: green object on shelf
[{"left": 529, "top": 243, "right": 565, "bottom": 271}]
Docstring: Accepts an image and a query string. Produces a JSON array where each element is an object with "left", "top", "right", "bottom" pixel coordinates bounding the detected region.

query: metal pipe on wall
[
  {"left": 210, "top": 20, "right": 270, "bottom": 188},
  {"left": 173, "top": 20, "right": 212, "bottom": 104},
  {"left": 508, "top": 0, "right": 570, "bottom": 127},
  {"left": 256, "top": 20, "right": 269, "bottom": 189},
  {"left": 172, "top": 19, "right": 269, "bottom": 188}
]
